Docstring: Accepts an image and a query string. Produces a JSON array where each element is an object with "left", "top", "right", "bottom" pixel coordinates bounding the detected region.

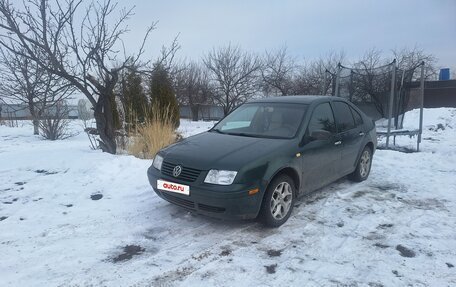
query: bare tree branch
[{"left": 203, "top": 44, "right": 261, "bottom": 115}]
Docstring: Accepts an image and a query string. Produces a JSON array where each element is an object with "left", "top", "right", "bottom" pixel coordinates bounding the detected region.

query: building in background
[{"left": 0, "top": 104, "right": 79, "bottom": 120}]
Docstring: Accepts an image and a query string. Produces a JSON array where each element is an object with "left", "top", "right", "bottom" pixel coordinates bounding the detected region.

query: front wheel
[
  {"left": 349, "top": 146, "right": 372, "bottom": 182},
  {"left": 259, "top": 174, "right": 295, "bottom": 227}
]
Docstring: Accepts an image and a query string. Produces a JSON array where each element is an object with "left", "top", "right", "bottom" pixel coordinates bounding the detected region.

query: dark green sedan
[{"left": 147, "top": 96, "right": 377, "bottom": 227}]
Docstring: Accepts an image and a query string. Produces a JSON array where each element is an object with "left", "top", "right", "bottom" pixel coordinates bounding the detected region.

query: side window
[
  {"left": 332, "top": 102, "right": 355, "bottom": 132},
  {"left": 307, "top": 103, "right": 336, "bottom": 134},
  {"left": 350, "top": 107, "right": 363, "bottom": 126}
]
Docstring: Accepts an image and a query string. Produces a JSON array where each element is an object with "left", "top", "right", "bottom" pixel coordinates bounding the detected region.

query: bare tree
[
  {"left": 261, "top": 47, "right": 297, "bottom": 96},
  {"left": 0, "top": 0, "right": 169, "bottom": 154},
  {"left": 203, "top": 45, "right": 261, "bottom": 115},
  {"left": 0, "top": 47, "right": 72, "bottom": 134},
  {"left": 350, "top": 48, "right": 392, "bottom": 116},
  {"left": 173, "top": 61, "right": 214, "bottom": 120},
  {"left": 392, "top": 46, "right": 437, "bottom": 80},
  {"left": 349, "top": 47, "right": 436, "bottom": 117},
  {"left": 294, "top": 50, "right": 346, "bottom": 95}
]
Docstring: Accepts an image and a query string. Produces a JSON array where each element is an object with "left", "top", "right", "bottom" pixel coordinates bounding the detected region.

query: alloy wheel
[
  {"left": 359, "top": 150, "right": 371, "bottom": 178},
  {"left": 270, "top": 182, "right": 293, "bottom": 220}
]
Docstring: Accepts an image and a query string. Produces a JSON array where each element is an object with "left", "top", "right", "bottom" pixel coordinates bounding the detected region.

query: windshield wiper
[
  {"left": 224, "top": 132, "right": 262, "bottom": 138},
  {"left": 226, "top": 132, "right": 289, "bottom": 139}
]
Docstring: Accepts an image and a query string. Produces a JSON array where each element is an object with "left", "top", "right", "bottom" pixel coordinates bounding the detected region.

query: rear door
[
  {"left": 300, "top": 102, "right": 342, "bottom": 193},
  {"left": 331, "top": 101, "right": 365, "bottom": 176}
]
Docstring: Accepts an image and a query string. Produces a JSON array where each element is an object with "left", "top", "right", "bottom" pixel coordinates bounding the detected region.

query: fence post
[
  {"left": 386, "top": 59, "right": 397, "bottom": 149},
  {"left": 334, "top": 63, "right": 341, "bottom": 97},
  {"left": 349, "top": 70, "right": 354, "bottom": 102},
  {"left": 418, "top": 61, "right": 425, "bottom": 151},
  {"left": 322, "top": 70, "right": 328, "bottom": 95}
]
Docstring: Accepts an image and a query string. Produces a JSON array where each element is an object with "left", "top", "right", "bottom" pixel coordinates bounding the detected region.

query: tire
[
  {"left": 349, "top": 146, "right": 372, "bottom": 182},
  {"left": 259, "top": 174, "right": 295, "bottom": 227}
]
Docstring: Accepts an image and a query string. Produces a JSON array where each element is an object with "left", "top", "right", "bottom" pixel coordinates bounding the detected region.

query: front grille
[
  {"left": 161, "top": 161, "right": 201, "bottom": 182},
  {"left": 161, "top": 192, "right": 226, "bottom": 214},
  {"left": 162, "top": 192, "right": 195, "bottom": 209},
  {"left": 198, "top": 203, "right": 226, "bottom": 213}
]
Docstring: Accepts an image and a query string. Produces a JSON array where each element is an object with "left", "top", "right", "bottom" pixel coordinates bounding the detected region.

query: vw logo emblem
[{"left": 173, "top": 165, "right": 182, "bottom": 177}]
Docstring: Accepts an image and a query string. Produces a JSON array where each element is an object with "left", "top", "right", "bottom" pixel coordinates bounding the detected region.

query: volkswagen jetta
[{"left": 147, "top": 96, "right": 376, "bottom": 227}]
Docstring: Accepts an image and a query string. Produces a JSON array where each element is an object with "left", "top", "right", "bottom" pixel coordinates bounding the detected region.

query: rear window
[
  {"left": 350, "top": 107, "right": 363, "bottom": 126},
  {"left": 332, "top": 101, "right": 355, "bottom": 132}
]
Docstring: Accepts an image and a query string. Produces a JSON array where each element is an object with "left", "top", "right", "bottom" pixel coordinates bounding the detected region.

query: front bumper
[{"left": 147, "top": 166, "right": 263, "bottom": 220}]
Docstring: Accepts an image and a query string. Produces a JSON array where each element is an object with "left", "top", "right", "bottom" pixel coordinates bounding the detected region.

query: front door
[{"left": 300, "top": 102, "right": 342, "bottom": 193}]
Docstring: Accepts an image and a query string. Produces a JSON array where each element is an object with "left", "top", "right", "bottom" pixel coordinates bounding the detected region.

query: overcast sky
[{"left": 122, "top": 0, "right": 455, "bottom": 69}]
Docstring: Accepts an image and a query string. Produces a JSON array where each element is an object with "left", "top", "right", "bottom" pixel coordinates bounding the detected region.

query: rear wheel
[
  {"left": 259, "top": 174, "right": 295, "bottom": 227},
  {"left": 349, "top": 146, "right": 372, "bottom": 182}
]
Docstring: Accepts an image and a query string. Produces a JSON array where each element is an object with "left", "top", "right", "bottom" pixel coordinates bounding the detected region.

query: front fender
[{"left": 233, "top": 143, "right": 302, "bottom": 201}]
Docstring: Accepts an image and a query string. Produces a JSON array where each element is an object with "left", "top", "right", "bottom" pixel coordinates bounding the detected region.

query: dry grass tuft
[{"left": 127, "top": 104, "right": 178, "bottom": 159}]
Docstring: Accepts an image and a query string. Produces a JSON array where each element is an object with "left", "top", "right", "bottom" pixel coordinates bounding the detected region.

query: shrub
[
  {"left": 122, "top": 70, "right": 148, "bottom": 126},
  {"left": 149, "top": 64, "right": 180, "bottom": 129},
  {"left": 39, "top": 101, "right": 73, "bottom": 140}
]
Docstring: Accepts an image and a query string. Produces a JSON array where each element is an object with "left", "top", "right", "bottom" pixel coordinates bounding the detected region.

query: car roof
[{"left": 248, "top": 95, "right": 340, "bottom": 105}]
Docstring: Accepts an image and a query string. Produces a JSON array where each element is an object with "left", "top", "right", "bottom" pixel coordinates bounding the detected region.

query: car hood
[{"left": 160, "top": 131, "right": 290, "bottom": 170}]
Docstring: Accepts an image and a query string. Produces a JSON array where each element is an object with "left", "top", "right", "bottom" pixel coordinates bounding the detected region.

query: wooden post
[
  {"left": 386, "top": 59, "right": 396, "bottom": 149},
  {"left": 418, "top": 61, "right": 425, "bottom": 151}
]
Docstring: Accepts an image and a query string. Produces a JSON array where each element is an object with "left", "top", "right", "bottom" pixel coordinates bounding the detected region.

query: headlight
[
  {"left": 152, "top": 154, "right": 164, "bottom": 171},
  {"left": 204, "top": 170, "right": 238, "bottom": 185}
]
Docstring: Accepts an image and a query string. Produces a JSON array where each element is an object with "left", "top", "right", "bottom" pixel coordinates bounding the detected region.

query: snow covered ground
[{"left": 1, "top": 110, "right": 455, "bottom": 287}]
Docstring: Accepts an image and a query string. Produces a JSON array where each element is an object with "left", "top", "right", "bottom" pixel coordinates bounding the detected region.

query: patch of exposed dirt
[
  {"left": 219, "top": 248, "right": 232, "bottom": 257},
  {"left": 265, "top": 264, "right": 277, "bottom": 274},
  {"left": 90, "top": 193, "right": 103, "bottom": 201},
  {"left": 377, "top": 223, "right": 394, "bottom": 229},
  {"left": 35, "top": 169, "right": 58, "bottom": 175},
  {"left": 112, "top": 245, "right": 145, "bottom": 263},
  {"left": 267, "top": 249, "right": 282, "bottom": 257},
  {"left": 373, "top": 243, "right": 390, "bottom": 249},
  {"left": 396, "top": 244, "right": 416, "bottom": 258}
]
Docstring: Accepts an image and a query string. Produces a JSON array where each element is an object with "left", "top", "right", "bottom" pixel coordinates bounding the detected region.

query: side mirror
[{"left": 310, "top": 130, "right": 331, "bottom": 141}]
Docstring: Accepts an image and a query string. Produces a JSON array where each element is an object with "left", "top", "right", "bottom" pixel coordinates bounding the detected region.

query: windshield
[{"left": 212, "top": 102, "right": 308, "bottom": 139}]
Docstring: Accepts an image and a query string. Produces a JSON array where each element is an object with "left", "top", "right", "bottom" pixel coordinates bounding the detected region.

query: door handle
[
  {"left": 359, "top": 132, "right": 365, "bottom": 136},
  {"left": 334, "top": 141, "right": 342, "bottom": 146}
]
